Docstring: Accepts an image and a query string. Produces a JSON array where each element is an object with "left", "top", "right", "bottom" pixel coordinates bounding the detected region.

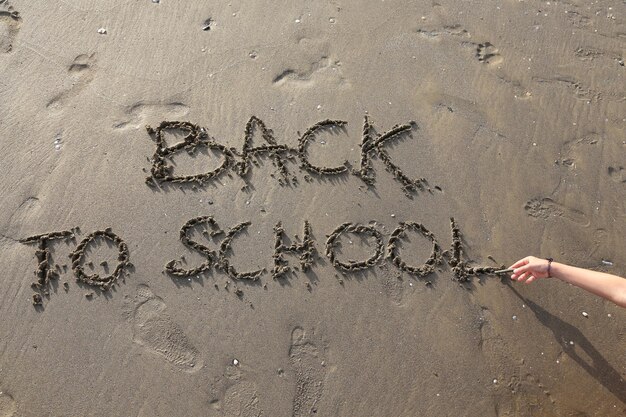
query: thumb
[{"left": 512, "top": 264, "right": 531, "bottom": 277}]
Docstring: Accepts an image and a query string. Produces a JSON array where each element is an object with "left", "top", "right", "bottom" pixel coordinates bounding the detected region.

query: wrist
[
  {"left": 546, "top": 257, "right": 553, "bottom": 278},
  {"left": 548, "top": 261, "right": 563, "bottom": 280}
]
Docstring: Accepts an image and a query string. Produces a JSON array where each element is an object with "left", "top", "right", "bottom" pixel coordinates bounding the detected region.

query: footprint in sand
[
  {"left": 415, "top": 24, "right": 470, "bottom": 39},
  {"left": 608, "top": 166, "right": 626, "bottom": 183},
  {"left": 131, "top": 285, "right": 202, "bottom": 371},
  {"left": 222, "top": 380, "right": 263, "bottom": 417},
  {"left": 524, "top": 197, "right": 589, "bottom": 226},
  {"left": 46, "top": 53, "right": 96, "bottom": 111},
  {"left": 289, "top": 326, "right": 326, "bottom": 417},
  {"left": 476, "top": 42, "right": 502, "bottom": 65},
  {"left": 0, "top": 0, "right": 20, "bottom": 54},
  {"left": 211, "top": 361, "right": 264, "bottom": 417},
  {"left": 532, "top": 75, "right": 600, "bottom": 101},
  {"left": 272, "top": 55, "right": 347, "bottom": 89},
  {"left": 564, "top": 8, "right": 592, "bottom": 30},
  {"left": 0, "top": 392, "right": 17, "bottom": 417},
  {"left": 378, "top": 264, "right": 404, "bottom": 306},
  {"left": 113, "top": 101, "right": 189, "bottom": 130},
  {"left": 477, "top": 307, "right": 505, "bottom": 359},
  {"left": 477, "top": 308, "right": 558, "bottom": 414}
]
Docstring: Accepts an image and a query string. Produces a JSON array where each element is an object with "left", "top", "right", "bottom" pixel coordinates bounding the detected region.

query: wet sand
[{"left": 0, "top": 0, "right": 625, "bottom": 415}]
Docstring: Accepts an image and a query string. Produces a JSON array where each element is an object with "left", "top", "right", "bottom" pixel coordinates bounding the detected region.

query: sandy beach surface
[{"left": 1, "top": 0, "right": 625, "bottom": 416}]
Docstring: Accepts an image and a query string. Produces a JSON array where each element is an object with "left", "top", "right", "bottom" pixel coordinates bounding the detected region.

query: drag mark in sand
[
  {"left": 289, "top": 327, "right": 326, "bottom": 417},
  {"left": 145, "top": 116, "right": 434, "bottom": 198},
  {"left": 131, "top": 285, "right": 202, "bottom": 371},
  {"left": 574, "top": 46, "right": 622, "bottom": 63},
  {"left": 564, "top": 8, "right": 592, "bottom": 29}
]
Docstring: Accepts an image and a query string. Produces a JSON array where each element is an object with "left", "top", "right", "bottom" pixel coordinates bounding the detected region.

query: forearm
[{"left": 551, "top": 262, "right": 626, "bottom": 307}]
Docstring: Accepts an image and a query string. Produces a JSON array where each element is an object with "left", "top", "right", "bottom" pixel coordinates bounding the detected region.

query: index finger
[{"left": 509, "top": 257, "right": 530, "bottom": 269}]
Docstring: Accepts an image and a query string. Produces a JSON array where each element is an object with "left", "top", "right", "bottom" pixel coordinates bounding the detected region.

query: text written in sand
[
  {"left": 21, "top": 218, "right": 497, "bottom": 306},
  {"left": 20, "top": 115, "right": 500, "bottom": 307},
  {"left": 144, "top": 116, "right": 433, "bottom": 198}
]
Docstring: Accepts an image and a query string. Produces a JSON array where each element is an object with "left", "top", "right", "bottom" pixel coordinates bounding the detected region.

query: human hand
[{"left": 509, "top": 256, "right": 552, "bottom": 284}]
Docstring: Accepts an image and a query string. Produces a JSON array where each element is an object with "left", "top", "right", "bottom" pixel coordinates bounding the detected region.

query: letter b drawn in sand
[
  {"left": 146, "top": 121, "right": 235, "bottom": 187},
  {"left": 144, "top": 115, "right": 434, "bottom": 198}
]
